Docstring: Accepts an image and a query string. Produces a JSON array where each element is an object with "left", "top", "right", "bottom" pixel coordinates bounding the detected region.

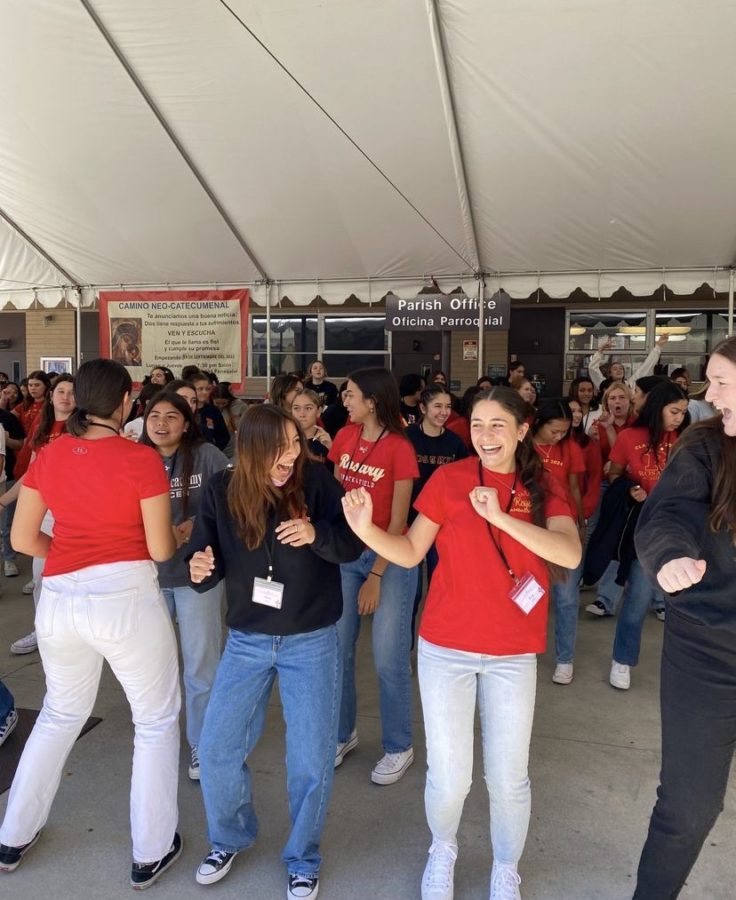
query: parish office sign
[{"left": 385, "top": 291, "right": 510, "bottom": 331}]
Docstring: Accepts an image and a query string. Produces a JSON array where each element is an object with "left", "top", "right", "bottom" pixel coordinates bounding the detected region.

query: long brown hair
[
  {"left": 227, "top": 404, "right": 307, "bottom": 549},
  {"left": 471, "top": 387, "right": 565, "bottom": 582},
  {"left": 32, "top": 374, "right": 75, "bottom": 450}
]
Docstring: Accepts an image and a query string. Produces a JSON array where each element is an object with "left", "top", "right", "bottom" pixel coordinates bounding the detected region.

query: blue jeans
[
  {"left": 0, "top": 678, "right": 14, "bottom": 721},
  {"left": 337, "top": 549, "right": 417, "bottom": 752},
  {"left": 596, "top": 560, "right": 622, "bottom": 614},
  {"left": 162, "top": 583, "right": 223, "bottom": 748},
  {"left": 199, "top": 626, "right": 341, "bottom": 878},
  {"left": 1, "top": 481, "right": 16, "bottom": 561},
  {"left": 418, "top": 638, "right": 537, "bottom": 866},
  {"left": 613, "top": 560, "right": 665, "bottom": 666},
  {"left": 552, "top": 557, "right": 583, "bottom": 664}
]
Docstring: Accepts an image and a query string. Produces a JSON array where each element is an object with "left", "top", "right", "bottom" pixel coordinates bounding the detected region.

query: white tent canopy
[{"left": 1, "top": 0, "right": 735, "bottom": 310}]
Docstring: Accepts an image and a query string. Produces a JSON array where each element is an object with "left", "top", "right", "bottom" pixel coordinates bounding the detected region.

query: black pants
[{"left": 634, "top": 607, "right": 736, "bottom": 899}]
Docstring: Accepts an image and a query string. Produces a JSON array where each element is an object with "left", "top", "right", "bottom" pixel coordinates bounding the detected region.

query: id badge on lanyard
[
  {"left": 478, "top": 461, "right": 545, "bottom": 615},
  {"left": 252, "top": 521, "right": 285, "bottom": 610}
]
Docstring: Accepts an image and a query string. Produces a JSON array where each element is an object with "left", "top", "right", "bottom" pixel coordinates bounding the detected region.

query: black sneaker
[
  {"left": 130, "top": 832, "right": 182, "bottom": 890},
  {"left": 0, "top": 831, "right": 41, "bottom": 873},
  {"left": 196, "top": 848, "right": 238, "bottom": 885},
  {"left": 288, "top": 873, "right": 320, "bottom": 899},
  {"left": 0, "top": 708, "right": 18, "bottom": 748}
]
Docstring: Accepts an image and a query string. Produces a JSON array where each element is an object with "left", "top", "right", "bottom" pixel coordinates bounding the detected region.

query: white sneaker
[
  {"left": 3, "top": 560, "right": 18, "bottom": 577},
  {"left": 10, "top": 631, "right": 38, "bottom": 655},
  {"left": 334, "top": 730, "right": 358, "bottom": 768},
  {"left": 609, "top": 661, "right": 631, "bottom": 690},
  {"left": 195, "top": 848, "right": 237, "bottom": 885},
  {"left": 21, "top": 579, "right": 34, "bottom": 595},
  {"left": 421, "top": 840, "right": 457, "bottom": 899},
  {"left": 188, "top": 745, "right": 200, "bottom": 781},
  {"left": 655, "top": 608, "right": 666, "bottom": 622},
  {"left": 552, "top": 663, "right": 573, "bottom": 685},
  {"left": 490, "top": 862, "right": 521, "bottom": 900},
  {"left": 371, "top": 747, "right": 414, "bottom": 785}
]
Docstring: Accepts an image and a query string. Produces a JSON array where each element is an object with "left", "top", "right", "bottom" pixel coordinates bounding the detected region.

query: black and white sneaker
[
  {"left": 0, "top": 708, "right": 18, "bottom": 748},
  {"left": 196, "top": 848, "right": 238, "bottom": 885},
  {"left": 130, "top": 832, "right": 182, "bottom": 890},
  {"left": 288, "top": 873, "right": 319, "bottom": 899},
  {"left": 188, "top": 745, "right": 200, "bottom": 781},
  {"left": 0, "top": 831, "right": 41, "bottom": 873}
]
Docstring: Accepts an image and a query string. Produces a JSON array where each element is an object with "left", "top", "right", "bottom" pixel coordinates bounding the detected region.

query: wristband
[{"left": 369, "top": 570, "right": 383, "bottom": 579}]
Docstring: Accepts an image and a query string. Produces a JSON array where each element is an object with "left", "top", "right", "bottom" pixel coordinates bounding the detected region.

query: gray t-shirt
[{"left": 157, "top": 441, "right": 229, "bottom": 587}]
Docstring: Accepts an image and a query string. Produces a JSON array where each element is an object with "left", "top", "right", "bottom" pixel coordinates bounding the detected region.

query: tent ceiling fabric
[{"left": 1, "top": 0, "right": 734, "bottom": 310}]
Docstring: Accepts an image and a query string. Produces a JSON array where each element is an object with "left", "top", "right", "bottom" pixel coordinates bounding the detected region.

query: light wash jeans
[
  {"left": 0, "top": 561, "right": 181, "bottom": 864},
  {"left": 613, "top": 559, "right": 665, "bottom": 666},
  {"left": 418, "top": 638, "right": 537, "bottom": 867},
  {"left": 337, "top": 549, "right": 417, "bottom": 752},
  {"left": 552, "top": 557, "right": 584, "bottom": 663},
  {"left": 199, "top": 625, "right": 341, "bottom": 878},
  {"left": 161, "top": 583, "right": 223, "bottom": 748}
]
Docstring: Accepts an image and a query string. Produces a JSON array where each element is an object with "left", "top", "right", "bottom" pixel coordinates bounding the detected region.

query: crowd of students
[{"left": 0, "top": 342, "right": 733, "bottom": 900}]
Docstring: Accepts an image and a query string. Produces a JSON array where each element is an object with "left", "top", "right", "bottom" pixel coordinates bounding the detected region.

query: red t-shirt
[
  {"left": 608, "top": 426, "right": 679, "bottom": 494},
  {"left": 446, "top": 412, "right": 472, "bottom": 450},
  {"left": 328, "top": 423, "right": 419, "bottom": 530},
  {"left": 594, "top": 416, "right": 635, "bottom": 466},
  {"left": 578, "top": 439, "right": 602, "bottom": 519},
  {"left": 415, "top": 457, "right": 572, "bottom": 655},
  {"left": 24, "top": 434, "right": 170, "bottom": 576},
  {"left": 534, "top": 439, "right": 585, "bottom": 518},
  {"left": 12, "top": 399, "right": 45, "bottom": 478}
]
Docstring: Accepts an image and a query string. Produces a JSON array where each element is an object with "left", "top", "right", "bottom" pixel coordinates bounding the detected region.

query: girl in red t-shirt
[
  {"left": 1, "top": 359, "right": 182, "bottom": 888},
  {"left": 327, "top": 368, "right": 419, "bottom": 786},
  {"left": 6, "top": 375, "right": 77, "bottom": 655},
  {"left": 588, "top": 380, "right": 635, "bottom": 467},
  {"left": 605, "top": 382, "right": 689, "bottom": 690},
  {"left": 531, "top": 401, "right": 586, "bottom": 686},
  {"left": 11, "top": 369, "right": 51, "bottom": 479},
  {"left": 341, "top": 387, "right": 580, "bottom": 900}
]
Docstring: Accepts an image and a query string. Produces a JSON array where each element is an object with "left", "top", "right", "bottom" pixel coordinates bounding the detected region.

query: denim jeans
[
  {"left": 596, "top": 560, "right": 623, "bottom": 614},
  {"left": 552, "top": 557, "right": 583, "bottom": 663},
  {"left": 613, "top": 560, "right": 665, "bottom": 666},
  {"left": 199, "top": 625, "right": 341, "bottom": 878},
  {"left": 418, "top": 638, "right": 537, "bottom": 867},
  {"left": 162, "top": 583, "right": 223, "bottom": 748},
  {"left": 0, "top": 561, "right": 181, "bottom": 863},
  {"left": 337, "top": 549, "right": 417, "bottom": 752},
  {"left": 635, "top": 609, "right": 736, "bottom": 898},
  {"left": 1, "top": 480, "right": 16, "bottom": 561},
  {"left": 0, "top": 678, "right": 14, "bottom": 721}
]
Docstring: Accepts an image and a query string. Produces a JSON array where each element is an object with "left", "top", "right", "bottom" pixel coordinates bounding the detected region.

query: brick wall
[
  {"left": 24, "top": 309, "right": 76, "bottom": 373},
  {"left": 450, "top": 329, "right": 509, "bottom": 392}
]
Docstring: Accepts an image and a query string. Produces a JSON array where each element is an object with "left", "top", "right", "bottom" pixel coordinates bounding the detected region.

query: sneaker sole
[
  {"left": 10, "top": 644, "right": 38, "bottom": 656},
  {"left": 552, "top": 673, "right": 573, "bottom": 685},
  {"left": 131, "top": 835, "right": 183, "bottom": 890},
  {"left": 188, "top": 766, "right": 200, "bottom": 781},
  {"left": 196, "top": 852, "right": 237, "bottom": 885},
  {"left": 334, "top": 735, "right": 358, "bottom": 768},
  {"left": 610, "top": 679, "right": 630, "bottom": 690},
  {"left": 371, "top": 751, "right": 414, "bottom": 785},
  {"left": 0, "top": 830, "right": 41, "bottom": 872}
]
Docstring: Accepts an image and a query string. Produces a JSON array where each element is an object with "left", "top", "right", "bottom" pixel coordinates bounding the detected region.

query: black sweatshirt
[
  {"left": 635, "top": 424, "right": 736, "bottom": 631},
  {"left": 188, "top": 461, "right": 363, "bottom": 635}
]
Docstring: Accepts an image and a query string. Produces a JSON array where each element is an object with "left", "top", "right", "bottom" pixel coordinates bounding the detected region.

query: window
[{"left": 250, "top": 316, "right": 317, "bottom": 376}]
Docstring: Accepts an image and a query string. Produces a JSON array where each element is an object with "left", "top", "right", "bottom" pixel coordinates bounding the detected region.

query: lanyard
[
  {"left": 163, "top": 450, "right": 179, "bottom": 485},
  {"left": 343, "top": 425, "right": 387, "bottom": 482},
  {"left": 262, "top": 514, "right": 279, "bottom": 582},
  {"left": 477, "top": 459, "right": 519, "bottom": 584}
]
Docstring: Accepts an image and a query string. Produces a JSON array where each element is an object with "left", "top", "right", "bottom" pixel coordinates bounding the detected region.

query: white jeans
[
  {"left": 418, "top": 638, "right": 537, "bottom": 867},
  {"left": 0, "top": 561, "right": 181, "bottom": 863}
]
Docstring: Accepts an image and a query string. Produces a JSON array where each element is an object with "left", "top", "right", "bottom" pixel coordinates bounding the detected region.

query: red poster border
[{"left": 99, "top": 289, "right": 250, "bottom": 392}]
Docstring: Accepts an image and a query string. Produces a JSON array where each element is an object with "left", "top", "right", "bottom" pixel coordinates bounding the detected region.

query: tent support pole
[
  {"left": 426, "top": 0, "right": 482, "bottom": 272},
  {"left": 75, "top": 291, "right": 82, "bottom": 371},
  {"left": 729, "top": 270, "right": 734, "bottom": 337},
  {"left": 79, "top": 0, "right": 269, "bottom": 281},
  {"left": 266, "top": 283, "right": 272, "bottom": 385},
  {"left": 477, "top": 277, "right": 485, "bottom": 380}
]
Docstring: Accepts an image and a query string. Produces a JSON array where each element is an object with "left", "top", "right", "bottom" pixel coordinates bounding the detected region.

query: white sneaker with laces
[
  {"left": 421, "top": 840, "right": 457, "bottom": 899},
  {"left": 3, "top": 560, "right": 18, "bottom": 577},
  {"left": 21, "top": 579, "right": 34, "bottom": 595},
  {"left": 287, "top": 873, "right": 319, "bottom": 899},
  {"left": 195, "top": 848, "right": 237, "bottom": 885},
  {"left": 552, "top": 663, "right": 573, "bottom": 685},
  {"left": 371, "top": 747, "right": 414, "bottom": 785},
  {"left": 609, "top": 661, "right": 631, "bottom": 690},
  {"left": 10, "top": 631, "right": 38, "bottom": 655},
  {"left": 334, "top": 730, "right": 358, "bottom": 768},
  {"left": 490, "top": 862, "right": 521, "bottom": 900},
  {"left": 188, "top": 745, "right": 200, "bottom": 780}
]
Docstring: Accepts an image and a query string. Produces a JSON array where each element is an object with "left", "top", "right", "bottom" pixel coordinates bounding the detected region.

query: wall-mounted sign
[
  {"left": 462, "top": 340, "right": 478, "bottom": 360},
  {"left": 385, "top": 291, "right": 511, "bottom": 332}
]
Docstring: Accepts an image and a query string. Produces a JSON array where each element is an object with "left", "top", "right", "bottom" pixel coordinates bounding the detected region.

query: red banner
[{"left": 99, "top": 289, "right": 249, "bottom": 390}]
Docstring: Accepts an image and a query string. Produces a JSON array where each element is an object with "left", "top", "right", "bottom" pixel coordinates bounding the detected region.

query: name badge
[
  {"left": 252, "top": 576, "right": 284, "bottom": 610},
  {"left": 509, "top": 572, "right": 545, "bottom": 615}
]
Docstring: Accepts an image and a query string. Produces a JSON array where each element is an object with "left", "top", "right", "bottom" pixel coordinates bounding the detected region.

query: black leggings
[{"left": 634, "top": 607, "right": 736, "bottom": 899}]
